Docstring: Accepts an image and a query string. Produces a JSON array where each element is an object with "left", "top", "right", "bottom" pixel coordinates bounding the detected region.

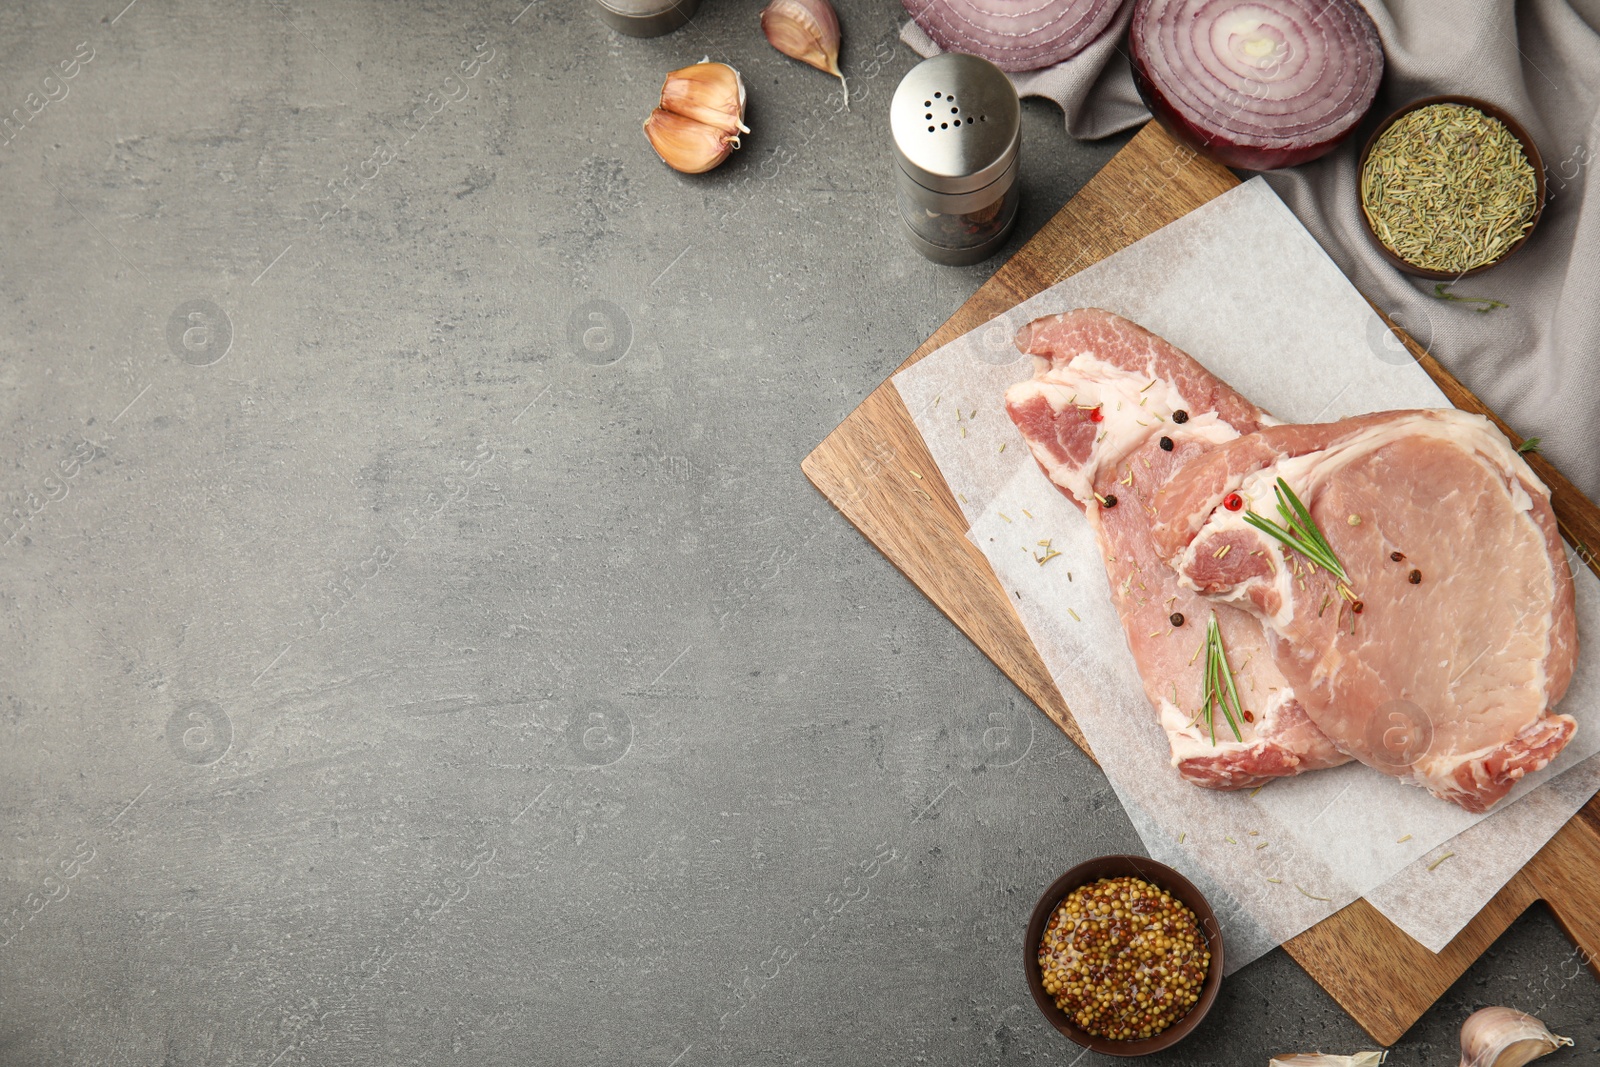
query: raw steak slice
[
  {"left": 1150, "top": 410, "right": 1579, "bottom": 812},
  {"left": 1005, "top": 309, "right": 1349, "bottom": 789}
]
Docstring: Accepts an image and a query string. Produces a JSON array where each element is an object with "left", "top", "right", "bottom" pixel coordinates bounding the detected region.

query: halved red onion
[
  {"left": 905, "top": 0, "right": 1124, "bottom": 72},
  {"left": 1130, "top": 0, "right": 1384, "bottom": 171}
]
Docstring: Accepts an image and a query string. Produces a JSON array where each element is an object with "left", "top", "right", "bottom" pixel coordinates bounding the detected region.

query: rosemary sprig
[
  {"left": 1243, "top": 478, "right": 1351, "bottom": 587},
  {"left": 1432, "top": 282, "right": 1508, "bottom": 313},
  {"left": 1201, "top": 613, "right": 1245, "bottom": 745}
]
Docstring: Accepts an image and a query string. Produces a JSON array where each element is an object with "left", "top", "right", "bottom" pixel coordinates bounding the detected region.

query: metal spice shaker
[
  {"left": 890, "top": 53, "right": 1021, "bottom": 266},
  {"left": 592, "top": 0, "right": 700, "bottom": 37}
]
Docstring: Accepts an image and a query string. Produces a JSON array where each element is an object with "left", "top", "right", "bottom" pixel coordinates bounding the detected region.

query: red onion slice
[
  {"left": 905, "top": 0, "right": 1125, "bottom": 72},
  {"left": 1130, "top": 0, "right": 1384, "bottom": 170}
]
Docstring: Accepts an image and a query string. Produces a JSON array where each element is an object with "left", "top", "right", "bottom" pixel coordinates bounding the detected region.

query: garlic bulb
[
  {"left": 1459, "top": 1007, "right": 1573, "bottom": 1067},
  {"left": 1270, "top": 1053, "right": 1386, "bottom": 1066},
  {"left": 643, "top": 60, "right": 747, "bottom": 174},
  {"left": 761, "top": 0, "right": 848, "bottom": 106}
]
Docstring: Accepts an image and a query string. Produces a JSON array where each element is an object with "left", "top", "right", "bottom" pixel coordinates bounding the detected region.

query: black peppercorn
[
  {"left": 1390, "top": 551, "right": 1406, "bottom": 562},
  {"left": 1169, "top": 612, "right": 1184, "bottom": 627},
  {"left": 1101, "top": 494, "right": 1118, "bottom": 508},
  {"left": 1159, "top": 436, "right": 1174, "bottom": 451},
  {"left": 1171, "top": 410, "right": 1189, "bottom": 424},
  {"left": 1408, "top": 569, "right": 1422, "bottom": 584},
  {"left": 1352, "top": 601, "right": 1365, "bottom": 614}
]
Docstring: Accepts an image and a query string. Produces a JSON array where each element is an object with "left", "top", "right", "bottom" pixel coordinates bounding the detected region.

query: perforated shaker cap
[{"left": 891, "top": 53, "right": 1021, "bottom": 195}]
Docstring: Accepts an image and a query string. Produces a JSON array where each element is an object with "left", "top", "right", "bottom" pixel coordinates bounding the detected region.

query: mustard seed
[{"left": 1036, "top": 875, "right": 1209, "bottom": 1041}]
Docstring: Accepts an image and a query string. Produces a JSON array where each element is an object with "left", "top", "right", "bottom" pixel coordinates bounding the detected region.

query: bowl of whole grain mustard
[
  {"left": 1358, "top": 95, "right": 1545, "bottom": 279},
  {"left": 1025, "top": 856, "right": 1223, "bottom": 1056}
]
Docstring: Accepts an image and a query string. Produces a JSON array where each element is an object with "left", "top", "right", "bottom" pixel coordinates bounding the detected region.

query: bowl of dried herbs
[{"left": 1358, "top": 96, "right": 1545, "bottom": 278}]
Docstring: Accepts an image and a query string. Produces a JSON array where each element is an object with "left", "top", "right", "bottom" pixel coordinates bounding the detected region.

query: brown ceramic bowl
[
  {"left": 1357, "top": 94, "right": 1546, "bottom": 279},
  {"left": 1024, "top": 855, "right": 1224, "bottom": 1057}
]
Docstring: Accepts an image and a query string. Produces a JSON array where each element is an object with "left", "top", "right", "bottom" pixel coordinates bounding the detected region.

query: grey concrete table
[{"left": 1, "top": 1, "right": 1595, "bottom": 1064}]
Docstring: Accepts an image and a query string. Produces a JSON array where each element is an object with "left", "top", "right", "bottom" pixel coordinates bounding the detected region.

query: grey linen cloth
[{"left": 903, "top": 1, "right": 1600, "bottom": 500}]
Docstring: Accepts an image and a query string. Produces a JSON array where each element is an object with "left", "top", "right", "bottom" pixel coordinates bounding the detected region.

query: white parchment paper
[{"left": 891, "top": 179, "right": 1600, "bottom": 968}]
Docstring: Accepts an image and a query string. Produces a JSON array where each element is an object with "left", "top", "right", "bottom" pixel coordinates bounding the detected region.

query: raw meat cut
[
  {"left": 1150, "top": 410, "right": 1579, "bottom": 812},
  {"left": 1005, "top": 309, "right": 1350, "bottom": 788}
]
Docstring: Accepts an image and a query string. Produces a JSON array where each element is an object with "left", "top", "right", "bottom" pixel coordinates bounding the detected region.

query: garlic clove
[
  {"left": 660, "top": 60, "right": 750, "bottom": 136},
  {"left": 761, "top": 0, "right": 848, "bottom": 106},
  {"left": 643, "top": 106, "right": 738, "bottom": 174},
  {"left": 1459, "top": 1007, "right": 1574, "bottom": 1067},
  {"left": 1271, "top": 1054, "right": 1387, "bottom": 1067}
]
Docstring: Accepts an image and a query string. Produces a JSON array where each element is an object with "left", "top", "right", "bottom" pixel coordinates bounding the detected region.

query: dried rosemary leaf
[{"left": 1360, "top": 103, "right": 1538, "bottom": 273}]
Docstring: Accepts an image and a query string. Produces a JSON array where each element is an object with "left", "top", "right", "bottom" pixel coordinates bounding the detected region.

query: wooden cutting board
[{"left": 801, "top": 121, "right": 1600, "bottom": 1046}]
